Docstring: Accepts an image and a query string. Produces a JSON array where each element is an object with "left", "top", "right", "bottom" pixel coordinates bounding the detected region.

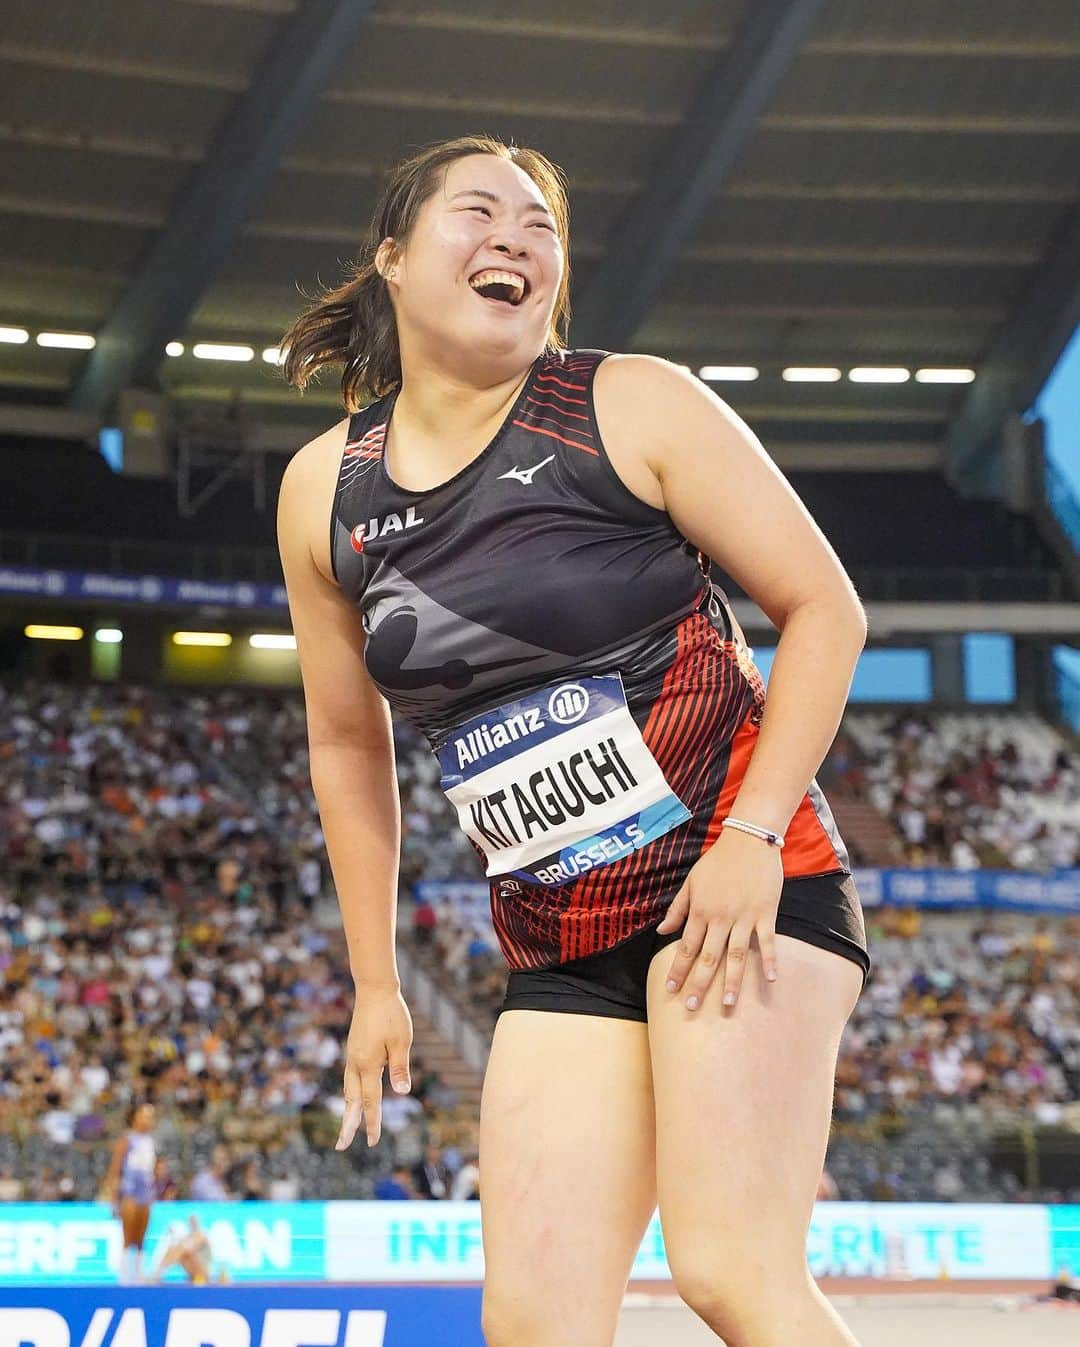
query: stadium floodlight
[
  {"left": 849, "top": 367, "right": 911, "bottom": 383},
  {"left": 0, "top": 326, "right": 29, "bottom": 344},
  {"left": 191, "top": 343, "right": 254, "bottom": 362},
  {"left": 37, "top": 332, "right": 96, "bottom": 350},
  {"left": 915, "top": 368, "right": 976, "bottom": 384},
  {"left": 25, "top": 625, "right": 84, "bottom": 641},
  {"left": 249, "top": 633, "right": 297, "bottom": 650},
  {"left": 171, "top": 631, "right": 233, "bottom": 647},
  {"left": 94, "top": 629, "right": 123, "bottom": 644},
  {"left": 165, "top": 342, "right": 185, "bottom": 357},
  {"left": 698, "top": 365, "right": 759, "bottom": 382},
  {"left": 782, "top": 367, "right": 841, "bottom": 382}
]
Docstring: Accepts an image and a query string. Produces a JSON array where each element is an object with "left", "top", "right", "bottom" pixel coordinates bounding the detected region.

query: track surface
[{"left": 618, "top": 1281, "right": 1079, "bottom": 1346}]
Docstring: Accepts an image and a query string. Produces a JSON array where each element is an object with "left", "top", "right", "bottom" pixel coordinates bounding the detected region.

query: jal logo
[
  {"left": 548, "top": 683, "right": 589, "bottom": 725},
  {"left": 350, "top": 507, "right": 425, "bottom": 553}
]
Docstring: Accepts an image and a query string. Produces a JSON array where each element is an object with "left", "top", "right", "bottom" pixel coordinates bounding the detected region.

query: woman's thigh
[
  {"left": 120, "top": 1198, "right": 150, "bottom": 1245},
  {"left": 645, "top": 934, "right": 861, "bottom": 1311},
  {"left": 479, "top": 1008, "right": 657, "bottom": 1347}
]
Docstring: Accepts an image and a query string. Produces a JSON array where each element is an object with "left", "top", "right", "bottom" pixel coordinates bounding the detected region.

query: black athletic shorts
[{"left": 498, "top": 870, "right": 870, "bottom": 1023}]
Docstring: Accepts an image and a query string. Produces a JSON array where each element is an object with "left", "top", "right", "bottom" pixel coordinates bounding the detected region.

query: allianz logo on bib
[
  {"left": 455, "top": 682, "right": 589, "bottom": 769},
  {"left": 350, "top": 506, "right": 425, "bottom": 553},
  {"left": 548, "top": 683, "right": 589, "bottom": 724}
]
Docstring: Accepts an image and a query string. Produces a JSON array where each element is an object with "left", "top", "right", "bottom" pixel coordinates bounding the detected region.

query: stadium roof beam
[
  {"left": 569, "top": 0, "right": 829, "bottom": 351},
  {"left": 70, "top": 0, "right": 378, "bottom": 417},
  {"left": 946, "top": 201, "right": 1080, "bottom": 480}
]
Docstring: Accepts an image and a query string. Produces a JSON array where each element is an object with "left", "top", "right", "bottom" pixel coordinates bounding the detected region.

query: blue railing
[
  {"left": 1045, "top": 453, "right": 1080, "bottom": 560},
  {"left": 1055, "top": 649, "right": 1080, "bottom": 734},
  {"left": 0, "top": 532, "right": 1067, "bottom": 603}
]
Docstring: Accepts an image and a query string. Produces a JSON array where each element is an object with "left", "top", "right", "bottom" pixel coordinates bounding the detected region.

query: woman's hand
[
  {"left": 655, "top": 825, "right": 783, "bottom": 1010},
  {"left": 335, "top": 984, "right": 413, "bottom": 1151}
]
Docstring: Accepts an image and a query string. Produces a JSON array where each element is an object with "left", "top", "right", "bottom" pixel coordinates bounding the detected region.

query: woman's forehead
[{"left": 440, "top": 155, "right": 547, "bottom": 210}]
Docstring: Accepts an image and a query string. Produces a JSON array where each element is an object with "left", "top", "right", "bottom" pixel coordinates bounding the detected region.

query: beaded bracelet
[{"left": 720, "top": 816, "right": 785, "bottom": 849}]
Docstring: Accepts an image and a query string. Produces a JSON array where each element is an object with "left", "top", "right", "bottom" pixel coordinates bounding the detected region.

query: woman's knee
[
  {"left": 480, "top": 1289, "right": 537, "bottom": 1347},
  {"left": 481, "top": 1287, "right": 618, "bottom": 1347},
  {"left": 669, "top": 1248, "right": 813, "bottom": 1343}
]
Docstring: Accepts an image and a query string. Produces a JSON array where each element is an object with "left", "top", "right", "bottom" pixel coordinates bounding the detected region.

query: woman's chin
[{"left": 466, "top": 320, "right": 534, "bottom": 357}]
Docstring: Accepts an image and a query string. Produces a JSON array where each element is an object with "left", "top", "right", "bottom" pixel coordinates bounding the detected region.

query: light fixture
[
  {"left": 191, "top": 343, "right": 254, "bottom": 362},
  {"left": 25, "top": 624, "right": 84, "bottom": 641},
  {"left": 782, "top": 367, "right": 841, "bottom": 383},
  {"left": 37, "top": 332, "right": 96, "bottom": 350},
  {"left": 698, "top": 365, "right": 759, "bottom": 382},
  {"left": 249, "top": 633, "right": 297, "bottom": 650},
  {"left": 261, "top": 347, "right": 285, "bottom": 365},
  {"left": 94, "top": 628, "right": 123, "bottom": 644},
  {"left": 849, "top": 367, "right": 911, "bottom": 383},
  {"left": 165, "top": 342, "right": 185, "bottom": 357},
  {"left": 915, "top": 368, "right": 976, "bottom": 384},
  {"left": 0, "top": 326, "right": 29, "bottom": 344},
  {"left": 171, "top": 631, "right": 233, "bottom": 647}
]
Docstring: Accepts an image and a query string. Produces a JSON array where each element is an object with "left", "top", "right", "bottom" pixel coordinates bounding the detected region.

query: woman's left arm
[{"left": 599, "top": 355, "right": 869, "bottom": 1008}]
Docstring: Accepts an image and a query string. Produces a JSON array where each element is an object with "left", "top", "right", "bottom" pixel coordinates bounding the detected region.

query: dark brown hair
[{"left": 280, "top": 134, "right": 572, "bottom": 411}]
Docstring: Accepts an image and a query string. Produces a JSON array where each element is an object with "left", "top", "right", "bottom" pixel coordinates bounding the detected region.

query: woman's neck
[{"left": 392, "top": 355, "right": 535, "bottom": 447}]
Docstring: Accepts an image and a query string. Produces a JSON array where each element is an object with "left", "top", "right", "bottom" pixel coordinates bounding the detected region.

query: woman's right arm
[
  {"left": 277, "top": 422, "right": 412, "bottom": 1147},
  {"left": 276, "top": 420, "right": 402, "bottom": 990}
]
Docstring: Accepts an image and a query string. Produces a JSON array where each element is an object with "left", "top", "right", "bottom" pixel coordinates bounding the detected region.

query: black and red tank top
[{"left": 330, "top": 347, "right": 851, "bottom": 967}]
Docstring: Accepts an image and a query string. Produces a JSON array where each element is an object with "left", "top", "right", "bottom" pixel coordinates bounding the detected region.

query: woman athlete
[
  {"left": 103, "top": 1100, "right": 157, "bottom": 1285},
  {"left": 152, "top": 1214, "right": 216, "bottom": 1285},
  {"left": 277, "top": 134, "right": 870, "bottom": 1347}
]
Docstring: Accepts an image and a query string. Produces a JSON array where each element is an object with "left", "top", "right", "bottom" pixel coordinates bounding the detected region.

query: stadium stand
[
  {"left": 2, "top": 677, "right": 1076, "bottom": 1204},
  {"left": 0, "top": 441, "right": 1065, "bottom": 602}
]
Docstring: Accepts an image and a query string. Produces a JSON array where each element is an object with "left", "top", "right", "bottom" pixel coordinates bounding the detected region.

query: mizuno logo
[{"left": 498, "top": 455, "right": 554, "bottom": 485}]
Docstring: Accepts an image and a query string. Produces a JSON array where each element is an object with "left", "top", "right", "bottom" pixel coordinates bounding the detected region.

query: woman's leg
[
  {"left": 119, "top": 1199, "right": 151, "bottom": 1281},
  {"left": 480, "top": 1009, "right": 657, "bottom": 1347},
  {"left": 646, "top": 934, "right": 864, "bottom": 1347}
]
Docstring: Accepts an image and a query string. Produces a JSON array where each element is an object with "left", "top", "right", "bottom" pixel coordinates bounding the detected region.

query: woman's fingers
[
  {"left": 389, "top": 1052, "right": 412, "bottom": 1095},
  {"left": 719, "top": 921, "right": 755, "bottom": 1007},
  {"left": 663, "top": 909, "right": 708, "bottom": 994},
  {"left": 335, "top": 1095, "right": 363, "bottom": 1151},
  {"left": 336, "top": 1060, "right": 373, "bottom": 1151},
  {"left": 757, "top": 922, "right": 779, "bottom": 985},
  {"left": 655, "top": 882, "right": 690, "bottom": 935},
  {"left": 680, "top": 925, "right": 730, "bottom": 1010},
  {"left": 666, "top": 917, "right": 777, "bottom": 1010},
  {"left": 361, "top": 1067, "right": 384, "bottom": 1148}
]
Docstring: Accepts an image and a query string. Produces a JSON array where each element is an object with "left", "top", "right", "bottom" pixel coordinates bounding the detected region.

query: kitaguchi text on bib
[{"left": 436, "top": 674, "right": 691, "bottom": 887}]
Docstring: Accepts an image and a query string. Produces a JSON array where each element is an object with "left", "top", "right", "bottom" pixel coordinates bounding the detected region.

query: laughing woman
[{"left": 276, "top": 133, "right": 870, "bottom": 1347}]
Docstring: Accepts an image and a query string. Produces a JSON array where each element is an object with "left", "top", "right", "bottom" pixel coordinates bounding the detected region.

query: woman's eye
[{"left": 467, "top": 205, "right": 553, "bottom": 231}]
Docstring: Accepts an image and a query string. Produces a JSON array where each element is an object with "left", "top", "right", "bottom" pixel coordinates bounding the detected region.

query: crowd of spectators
[
  {"left": 1, "top": 677, "right": 1077, "bottom": 1204},
  {"left": 830, "top": 905, "right": 1079, "bottom": 1201},
  {"left": 830, "top": 710, "right": 1079, "bottom": 871},
  {"left": 841, "top": 907, "right": 1076, "bottom": 1124},
  {"left": 0, "top": 678, "right": 477, "bottom": 1201}
]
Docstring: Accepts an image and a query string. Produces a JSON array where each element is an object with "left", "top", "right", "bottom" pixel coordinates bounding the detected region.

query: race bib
[{"left": 436, "top": 674, "right": 691, "bottom": 887}]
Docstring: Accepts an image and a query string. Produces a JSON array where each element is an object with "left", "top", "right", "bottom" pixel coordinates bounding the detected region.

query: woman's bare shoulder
[
  {"left": 279, "top": 416, "right": 351, "bottom": 583},
  {"left": 592, "top": 352, "right": 684, "bottom": 511}
]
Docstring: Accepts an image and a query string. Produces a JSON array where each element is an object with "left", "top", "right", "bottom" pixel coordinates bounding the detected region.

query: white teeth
[{"left": 469, "top": 270, "right": 526, "bottom": 302}]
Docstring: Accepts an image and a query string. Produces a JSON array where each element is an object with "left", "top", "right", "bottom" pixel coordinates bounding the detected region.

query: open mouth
[{"left": 468, "top": 272, "right": 530, "bottom": 308}]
